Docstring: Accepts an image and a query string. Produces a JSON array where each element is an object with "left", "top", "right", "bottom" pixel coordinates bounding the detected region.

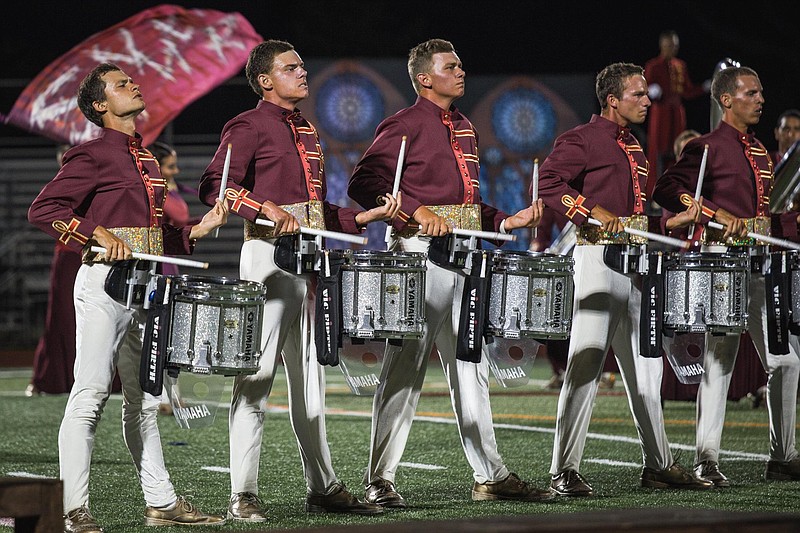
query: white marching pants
[
  {"left": 366, "top": 236, "right": 510, "bottom": 485},
  {"left": 230, "top": 239, "right": 337, "bottom": 495},
  {"left": 61, "top": 263, "right": 176, "bottom": 512},
  {"left": 550, "top": 245, "right": 673, "bottom": 474},
  {"left": 696, "top": 274, "right": 800, "bottom": 464}
]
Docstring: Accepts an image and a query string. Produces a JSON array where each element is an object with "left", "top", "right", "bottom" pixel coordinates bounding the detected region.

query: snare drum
[
  {"left": 486, "top": 251, "right": 574, "bottom": 340},
  {"left": 662, "top": 252, "right": 749, "bottom": 334},
  {"left": 789, "top": 251, "right": 800, "bottom": 326},
  {"left": 166, "top": 276, "right": 267, "bottom": 375},
  {"left": 339, "top": 250, "right": 426, "bottom": 339}
]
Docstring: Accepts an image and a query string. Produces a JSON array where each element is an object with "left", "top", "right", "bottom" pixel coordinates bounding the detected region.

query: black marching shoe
[
  {"left": 765, "top": 458, "right": 800, "bottom": 481},
  {"left": 227, "top": 492, "right": 268, "bottom": 522},
  {"left": 549, "top": 469, "right": 594, "bottom": 497},
  {"left": 640, "top": 463, "right": 713, "bottom": 490},
  {"left": 64, "top": 506, "right": 104, "bottom": 533},
  {"left": 694, "top": 460, "right": 730, "bottom": 488},
  {"left": 306, "top": 482, "right": 384, "bottom": 515},
  {"left": 472, "top": 472, "right": 554, "bottom": 502},
  {"left": 365, "top": 478, "right": 408, "bottom": 508}
]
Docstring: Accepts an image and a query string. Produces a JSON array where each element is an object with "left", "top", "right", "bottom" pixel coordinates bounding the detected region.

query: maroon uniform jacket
[
  {"left": 28, "top": 128, "right": 193, "bottom": 255},
  {"left": 536, "top": 114, "right": 649, "bottom": 225},
  {"left": 199, "top": 99, "right": 360, "bottom": 233},
  {"left": 348, "top": 96, "right": 507, "bottom": 232},
  {"left": 652, "top": 121, "right": 797, "bottom": 240}
]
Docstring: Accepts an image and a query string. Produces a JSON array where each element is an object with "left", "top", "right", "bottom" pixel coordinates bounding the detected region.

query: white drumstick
[
  {"left": 531, "top": 158, "right": 539, "bottom": 240},
  {"left": 707, "top": 221, "right": 800, "bottom": 250},
  {"left": 89, "top": 246, "right": 209, "bottom": 269},
  {"left": 385, "top": 136, "right": 408, "bottom": 247},
  {"left": 450, "top": 227, "right": 516, "bottom": 242},
  {"left": 254, "top": 218, "right": 368, "bottom": 245},
  {"left": 214, "top": 143, "right": 232, "bottom": 238},
  {"left": 687, "top": 144, "right": 709, "bottom": 238},
  {"left": 587, "top": 218, "right": 689, "bottom": 249}
]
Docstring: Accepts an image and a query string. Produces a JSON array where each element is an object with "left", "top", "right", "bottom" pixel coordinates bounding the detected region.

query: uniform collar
[
  {"left": 415, "top": 95, "right": 461, "bottom": 120},
  {"left": 100, "top": 127, "right": 142, "bottom": 148},
  {"left": 256, "top": 99, "right": 301, "bottom": 120},
  {"left": 716, "top": 120, "right": 756, "bottom": 144},
  {"left": 590, "top": 114, "right": 631, "bottom": 139}
]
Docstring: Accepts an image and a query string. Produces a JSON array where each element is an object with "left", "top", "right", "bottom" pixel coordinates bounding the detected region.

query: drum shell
[
  {"left": 662, "top": 252, "right": 749, "bottom": 334},
  {"left": 166, "top": 276, "right": 267, "bottom": 375},
  {"left": 790, "top": 252, "right": 800, "bottom": 325},
  {"left": 339, "top": 250, "right": 426, "bottom": 339},
  {"left": 486, "top": 251, "right": 574, "bottom": 340}
]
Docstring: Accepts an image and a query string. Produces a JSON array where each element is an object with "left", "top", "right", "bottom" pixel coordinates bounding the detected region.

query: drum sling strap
[
  {"left": 457, "top": 251, "right": 493, "bottom": 363},
  {"left": 140, "top": 275, "right": 172, "bottom": 395},
  {"left": 315, "top": 251, "right": 347, "bottom": 366},
  {"left": 639, "top": 252, "right": 665, "bottom": 358},
  {"left": 766, "top": 251, "right": 791, "bottom": 355}
]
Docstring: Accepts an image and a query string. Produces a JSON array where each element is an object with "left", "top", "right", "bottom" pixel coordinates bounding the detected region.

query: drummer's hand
[
  {"left": 666, "top": 198, "right": 701, "bottom": 230},
  {"left": 590, "top": 205, "right": 624, "bottom": 233},
  {"left": 260, "top": 200, "right": 300, "bottom": 235},
  {"left": 413, "top": 205, "right": 451, "bottom": 237},
  {"left": 190, "top": 199, "right": 230, "bottom": 240},
  {"left": 356, "top": 192, "right": 402, "bottom": 225},
  {"left": 505, "top": 198, "right": 544, "bottom": 231},
  {"left": 92, "top": 226, "right": 132, "bottom": 261},
  {"left": 713, "top": 208, "right": 748, "bottom": 239}
]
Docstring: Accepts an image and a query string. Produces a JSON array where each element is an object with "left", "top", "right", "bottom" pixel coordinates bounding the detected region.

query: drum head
[
  {"left": 484, "top": 337, "right": 540, "bottom": 388},
  {"left": 163, "top": 372, "right": 227, "bottom": 429},
  {"left": 663, "top": 333, "right": 705, "bottom": 385},
  {"left": 338, "top": 338, "right": 384, "bottom": 396}
]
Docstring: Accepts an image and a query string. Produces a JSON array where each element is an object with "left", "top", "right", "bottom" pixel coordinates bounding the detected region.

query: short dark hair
[
  {"left": 711, "top": 66, "right": 759, "bottom": 106},
  {"left": 245, "top": 40, "right": 295, "bottom": 97},
  {"left": 776, "top": 109, "right": 800, "bottom": 128},
  {"left": 595, "top": 63, "right": 644, "bottom": 109},
  {"left": 148, "top": 141, "right": 176, "bottom": 164},
  {"left": 77, "top": 63, "right": 121, "bottom": 127},
  {"left": 407, "top": 38, "right": 456, "bottom": 94}
]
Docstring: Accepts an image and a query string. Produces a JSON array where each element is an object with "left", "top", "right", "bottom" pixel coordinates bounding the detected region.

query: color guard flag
[{"left": 1, "top": 5, "right": 262, "bottom": 146}]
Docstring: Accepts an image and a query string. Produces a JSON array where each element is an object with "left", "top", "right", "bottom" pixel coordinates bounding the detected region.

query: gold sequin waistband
[
  {"left": 83, "top": 226, "right": 163, "bottom": 262},
  {"left": 394, "top": 204, "right": 482, "bottom": 238},
  {"left": 703, "top": 217, "right": 770, "bottom": 247},
  {"left": 245, "top": 200, "right": 325, "bottom": 241},
  {"left": 577, "top": 215, "right": 648, "bottom": 245}
]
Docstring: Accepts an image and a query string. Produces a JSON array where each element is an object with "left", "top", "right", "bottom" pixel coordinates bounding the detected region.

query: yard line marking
[
  {"left": 5, "top": 471, "right": 50, "bottom": 479},
  {"left": 262, "top": 405, "right": 770, "bottom": 462},
  {"left": 201, "top": 466, "right": 231, "bottom": 473},
  {"left": 585, "top": 458, "right": 641, "bottom": 468},
  {"left": 398, "top": 462, "right": 447, "bottom": 471}
]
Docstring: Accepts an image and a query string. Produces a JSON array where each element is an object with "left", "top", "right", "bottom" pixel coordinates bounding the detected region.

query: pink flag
[{"left": 2, "top": 5, "right": 262, "bottom": 146}]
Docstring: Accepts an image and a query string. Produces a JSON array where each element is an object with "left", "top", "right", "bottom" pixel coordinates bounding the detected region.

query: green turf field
[{"left": 1, "top": 359, "right": 798, "bottom": 531}]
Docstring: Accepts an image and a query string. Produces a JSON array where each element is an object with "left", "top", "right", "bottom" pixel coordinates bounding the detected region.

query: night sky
[{"left": 2, "top": 0, "right": 798, "bottom": 145}]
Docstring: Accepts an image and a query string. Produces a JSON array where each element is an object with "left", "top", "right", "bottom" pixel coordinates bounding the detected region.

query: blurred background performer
[
  {"left": 644, "top": 30, "right": 709, "bottom": 181},
  {"left": 536, "top": 62, "right": 711, "bottom": 498},
  {"left": 349, "top": 38, "right": 549, "bottom": 508},
  {"left": 200, "top": 40, "right": 399, "bottom": 521},
  {"left": 771, "top": 109, "right": 800, "bottom": 164}
]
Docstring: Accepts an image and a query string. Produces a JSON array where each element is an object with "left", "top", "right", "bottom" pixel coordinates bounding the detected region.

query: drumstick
[
  {"left": 687, "top": 144, "right": 709, "bottom": 238},
  {"left": 214, "top": 143, "right": 232, "bottom": 239},
  {"left": 254, "top": 218, "right": 368, "bottom": 245},
  {"left": 706, "top": 221, "right": 800, "bottom": 250},
  {"left": 89, "top": 246, "right": 209, "bottom": 269},
  {"left": 450, "top": 227, "right": 516, "bottom": 242},
  {"left": 587, "top": 218, "right": 690, "bottom": 249},
  {"left": 531, "top": 158, "right": 539, "bottom": 240},
  {"left": 385, "top": 136, "right": 408, "bottom": 247}
]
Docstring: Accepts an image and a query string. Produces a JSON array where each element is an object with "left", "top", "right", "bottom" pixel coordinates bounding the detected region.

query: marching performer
[
  {"left": 654, "top": 66, "right": 800, "bottom": 485},
  {"left": 28, "top": 63, "right": 229, "bottom": 531},
  {"left": 348, "top": 38, "right": 548, "bottom": 508},
  {"left": 536, "top": 62, "right": 711, "bottom": 497},
  {"left": 199, "top": 40, "right": 400, "bottom": 520}
]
